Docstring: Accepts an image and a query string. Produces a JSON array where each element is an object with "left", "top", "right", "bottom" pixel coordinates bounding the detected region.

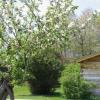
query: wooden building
[{"left": 78, "top": 52, "right": 100, "bottom": 94}]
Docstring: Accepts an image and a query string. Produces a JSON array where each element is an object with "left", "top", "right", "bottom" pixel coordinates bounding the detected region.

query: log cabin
[{"left": 78, "top": 52, "right": 100, "bottom": 95}]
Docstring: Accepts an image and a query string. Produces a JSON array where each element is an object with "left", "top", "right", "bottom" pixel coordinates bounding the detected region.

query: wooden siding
[
  {"left": 79, "top": 53, "right": 100, "bottom": 94},
  {"left": 81, "top": 62, "right": 100, "bottom": 68},
  {"left": 81, "top": 62, "right": 100, "bottom": 87}
]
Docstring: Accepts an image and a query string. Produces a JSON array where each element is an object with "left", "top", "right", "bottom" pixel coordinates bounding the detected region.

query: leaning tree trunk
[{"left": 0, "top": 79, "right": 14, "bottom": 100}]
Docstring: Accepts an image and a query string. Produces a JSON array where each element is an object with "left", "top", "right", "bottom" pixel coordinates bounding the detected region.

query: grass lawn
[
  {"left": 14, "top": 85, "right": 65, "bottom": 100},
  {"left": 13, "top": 85, "right": 100, "bottom": 100}
]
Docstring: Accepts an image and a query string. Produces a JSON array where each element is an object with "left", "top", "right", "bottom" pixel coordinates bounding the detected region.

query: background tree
[{"left": 69, "top": 9, "right": 100, "bottom": 58}]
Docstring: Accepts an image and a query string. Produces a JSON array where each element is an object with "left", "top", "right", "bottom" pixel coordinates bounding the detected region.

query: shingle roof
[{"left": 78, "top": 52, "right": 100, "bottom": 63}]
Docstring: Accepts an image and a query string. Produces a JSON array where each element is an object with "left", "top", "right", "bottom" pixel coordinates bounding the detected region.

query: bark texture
[{"left": 0, "top": 79, "right": 14, "bottom": 100}]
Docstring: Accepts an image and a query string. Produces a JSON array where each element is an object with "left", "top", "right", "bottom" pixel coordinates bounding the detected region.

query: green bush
[
  {"left": 28, "top": 50, "right": 62, "bottom": 94},
  {"left": 11, "top": 58, "right": 26, "bottom": 85},
  {"left": 11, "top": 65, "right": 25, "bottom": 84},
  {"left": 80, "top": 80, "right": 95, "bottom": 100},
  {"left": 60, "top": 63, "right": 95, "bottom": 100}
]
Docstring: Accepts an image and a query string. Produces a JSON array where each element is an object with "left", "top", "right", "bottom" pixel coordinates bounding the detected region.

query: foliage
[
  {"left": 60, "top": 63, "right": 95, "bottom": 100},
  {"left": 27, "top": 48, "right": 62, "bottom": 94},
  {"left": 69, "top": 9, "right": 100, "bottom": 57},
  {"left": 0, "top": 1, "right": 100, "bottom": 99},
  {"left": 0, "top": 0, "right": 77, "bottom": 89}
]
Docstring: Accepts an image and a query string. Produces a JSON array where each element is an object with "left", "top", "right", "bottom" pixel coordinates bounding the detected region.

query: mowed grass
[
  {"left": 14, "top": 85, "right": 65, "bottom": 100},
  {"left": 13, "top": 85, "right": 100, "bottom": 100}
]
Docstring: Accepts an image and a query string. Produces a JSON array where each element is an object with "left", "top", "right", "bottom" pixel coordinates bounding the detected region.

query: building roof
[{"left": 78, "top": 52, "right": 100, "bottom": 63}]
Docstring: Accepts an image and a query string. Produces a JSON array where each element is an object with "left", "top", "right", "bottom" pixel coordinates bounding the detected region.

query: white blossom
[
  {"left": 87, "top": 17, "right": 91, "bottom": 21},
  {"left": 68, "top": 22, "right": 75, "bottom": 28}
]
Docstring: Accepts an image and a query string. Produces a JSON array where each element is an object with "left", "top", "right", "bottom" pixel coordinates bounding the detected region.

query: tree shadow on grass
[
  {"left": 45, "top": 92, "right": 61, "bottom": 97},
  {"left": 18, "top": 91, "right": 62, "bottom": 98}
]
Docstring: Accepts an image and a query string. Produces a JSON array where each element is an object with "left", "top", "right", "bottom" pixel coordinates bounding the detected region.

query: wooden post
[{"left": 0, "top": 78, "right": 14, "bottom": 100}]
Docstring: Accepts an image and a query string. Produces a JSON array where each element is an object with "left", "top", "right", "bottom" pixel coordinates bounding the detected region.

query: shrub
[
  {"left": 28, "top": 49, "right": 62, "bottom": 94},
  {"left": 80, "top": 80, "right": 95, "bottom": 100},
  {"left": 60, "top": 63, "right": 95, "bottom": 100},
  {"left": 11, "top": 59, "right": 25, "bottom": 85}
]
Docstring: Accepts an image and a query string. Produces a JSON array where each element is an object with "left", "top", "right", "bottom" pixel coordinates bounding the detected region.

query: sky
[{"left": 73, "top": 0, "right": 100, "bottom": 16}]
